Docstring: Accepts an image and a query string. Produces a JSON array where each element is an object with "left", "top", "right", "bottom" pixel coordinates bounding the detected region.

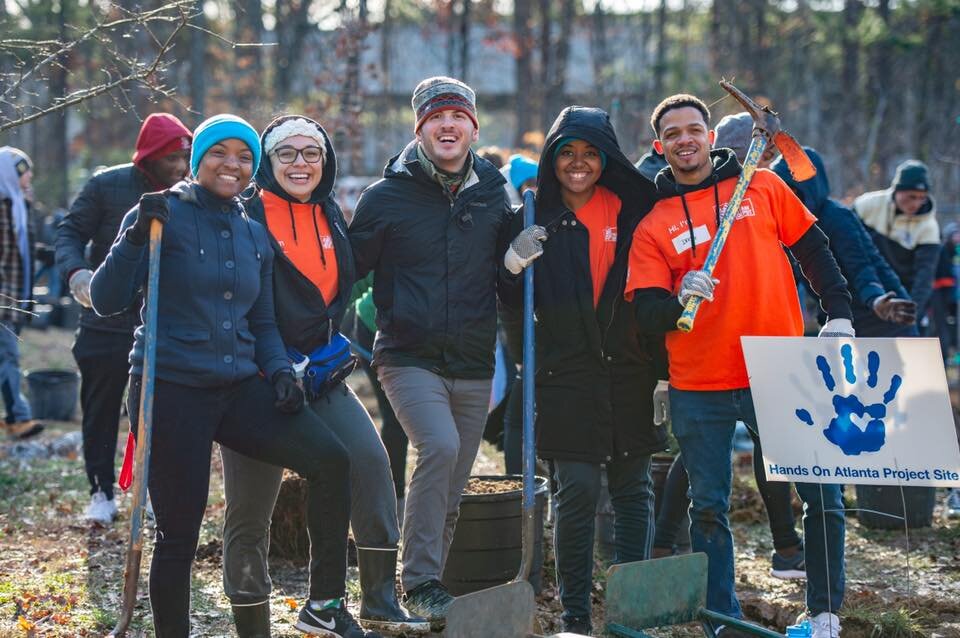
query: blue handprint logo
[{"left": 795, "top": 344, "right": 903, "bottom": 456}]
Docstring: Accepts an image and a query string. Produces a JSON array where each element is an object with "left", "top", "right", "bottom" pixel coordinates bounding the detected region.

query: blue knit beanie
[
  {"left": 553, "top": 137, "right": 607, "bottom": 169},
  {"left": 190, "top": 114, "right": 261, "bottom": 177},
  {"left": 508, "top": 154, "right": 538, "bottom": 190}
]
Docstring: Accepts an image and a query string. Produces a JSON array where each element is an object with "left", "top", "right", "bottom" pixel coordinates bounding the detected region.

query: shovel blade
[
  {"left": 443, "top": 580, "right": 535, "bottom": 638},
  {"left": 605, "top": 553, "right": 708, "bottom": 629}
]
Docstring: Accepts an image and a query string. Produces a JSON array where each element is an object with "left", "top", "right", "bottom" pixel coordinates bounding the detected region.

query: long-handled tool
[
  {"left": 109, "top": 219, "right": 163, "bottom": 637},
  {"left": 676, "top": 79, "right": 816, "bottom": 333},
  {"left": 444, "top": 190, "right": 538, "bottom": 638}
]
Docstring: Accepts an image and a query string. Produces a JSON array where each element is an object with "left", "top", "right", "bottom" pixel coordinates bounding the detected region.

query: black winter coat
[
  {"left": 504, "top": 106, "right": 667, "bottom": 463},
  {"left": 55, "top": 164, "right": 150, "bottom": 333},
  {"left": 349, "top": 141, "right": 514, "bottom": 379},
  {"left": 246, "top": 119, "right": 355, "bottom": 353}
]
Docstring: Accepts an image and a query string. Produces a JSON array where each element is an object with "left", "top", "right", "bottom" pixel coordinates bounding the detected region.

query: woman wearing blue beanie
[{"left": 90, "top": 114, "right": 356, "bottom": 638}]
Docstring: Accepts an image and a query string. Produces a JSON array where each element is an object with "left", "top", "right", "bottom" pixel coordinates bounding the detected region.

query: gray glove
[
  {"left": 872, "top": 291, "right": 917, "bottom": 325},
  {"left": 819, "top": 318, "right": 855, "bottom": 338},
  {"left": 652, "top": 380, "right": 670, "bottom": 426},
  {"left": 68, "top": 269, "right": 93, "bottom": 308},
  {"left": 504, "top": 224, "right": 548, "bottom": 275},
  {"left": 678, "top": 270, "right": 718, "bottom": 306}
]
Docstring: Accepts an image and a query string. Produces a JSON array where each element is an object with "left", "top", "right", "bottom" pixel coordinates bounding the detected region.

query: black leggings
[
  {"left": 654, "top": 428, "right": 801, "bottom": 552},
  {"left": 128, "top": 374, "right": 351, "bottom": 638}
]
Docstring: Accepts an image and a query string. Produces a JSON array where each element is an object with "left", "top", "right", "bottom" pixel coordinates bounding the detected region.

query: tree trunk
[
  {"left": 538, "top": 0, "right": 551, "bottom": 132},
  {"left": 545, "top": 0, "right": 574, "bottom": 125},
  {"left": 653, "top": 0, "right": 667, "bottom": 96},
  {"left": 459, "top": 0, "right": 471, "bottom": 82},
  {"left": 189, "top": 0, "right": 207, "bottom": 118},
  {"left": 514, "top": 0, "right": 534, "bottom": 146},
  {"left": 233, "top": 0, "right": 263, "bottom": 111},
  {"left": 589, "top": 0, "right": 609, "bottom": 105}
]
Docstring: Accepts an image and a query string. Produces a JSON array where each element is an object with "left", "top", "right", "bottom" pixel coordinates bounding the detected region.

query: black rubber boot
[
  {"left": 357, "top": 548, "right": 430, "bottom": 634},
  {"left": 232, "top": 602, "right": 271, "bottom": 638}
]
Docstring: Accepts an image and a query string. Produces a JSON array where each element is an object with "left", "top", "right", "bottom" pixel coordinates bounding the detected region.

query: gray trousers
[
  {"left": 221, "top": 384, "right": 400, "bottom": 604},
  {"left": 377, "top": 365, "right": 491, "bottom": 592}
]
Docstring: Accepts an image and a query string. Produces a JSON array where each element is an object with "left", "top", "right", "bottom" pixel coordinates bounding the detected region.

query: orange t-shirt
[
  {"left": 625, "top": 169, "right": 816, "bottom": 391},
  {"left": 574, "top": 186, "right": 622, "bottom": 307},
  {"left": 262, "top": 190, "right": 339, "bottom": 305}
]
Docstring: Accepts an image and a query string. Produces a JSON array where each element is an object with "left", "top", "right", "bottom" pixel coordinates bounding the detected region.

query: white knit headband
[{"left": 264, "top": 118, "right": 326, "bottom": 161}]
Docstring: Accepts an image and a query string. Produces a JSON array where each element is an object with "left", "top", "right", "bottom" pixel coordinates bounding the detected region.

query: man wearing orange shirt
[{"left": 625, "top": 94, "right": 852, "bottom": 638}]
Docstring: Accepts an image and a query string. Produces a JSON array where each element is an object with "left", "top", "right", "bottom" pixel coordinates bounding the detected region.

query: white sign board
[{"left": 741, "top": 337, "right": 960, "bottom": 487}]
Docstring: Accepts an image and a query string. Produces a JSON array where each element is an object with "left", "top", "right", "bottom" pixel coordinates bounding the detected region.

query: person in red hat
[{"left": 55, "top": 112, "right": 192, "bottom": 526}]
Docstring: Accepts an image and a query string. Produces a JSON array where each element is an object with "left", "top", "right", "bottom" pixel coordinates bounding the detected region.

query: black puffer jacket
[
  {"left": 245, "top": 117, "right": 355, "bottom": 353},
  {"left": 349, "top": 141, "right": 513, "bottom": 379},
  {"left": 55, "top": 164, "right": 150, "bottom": 333},
  {"left": 505, "top": 106, "right": 667, "bottom": 463}
]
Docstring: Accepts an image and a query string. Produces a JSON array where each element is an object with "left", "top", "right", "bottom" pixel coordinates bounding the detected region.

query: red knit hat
[{"left": 132, "top": 113, "right": 192, "bottom": 166}]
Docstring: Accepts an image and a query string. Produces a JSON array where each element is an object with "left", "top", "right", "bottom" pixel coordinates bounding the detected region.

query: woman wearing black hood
[
  {"left": 503, "top": 106, "right": 666, "bottom": 634},
  {"left": 221, "top": 115, "right": 428, "bottom": 637}
]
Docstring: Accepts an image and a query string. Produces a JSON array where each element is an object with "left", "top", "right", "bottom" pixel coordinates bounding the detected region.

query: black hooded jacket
[
  {"left": 245, "top": 117, "right": 355, "bottom": 353},
  {"left": 349, "top": 140, "right": 514, "bottom": 379},
  {"left": 773, "top": 147, "right": 913, "bottom": 337},
  {"left": 503, "top": 106, "right": 667, "bottom": 463}
]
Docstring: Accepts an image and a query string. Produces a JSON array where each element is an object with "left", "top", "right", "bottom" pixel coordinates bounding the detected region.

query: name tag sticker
[{"left": 671, "top": 224, "right": 711, "bottom": 255}]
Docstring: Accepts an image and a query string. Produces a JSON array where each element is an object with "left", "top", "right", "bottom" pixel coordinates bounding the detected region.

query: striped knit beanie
[{"left": 412, "top": 76, "right": 478, "bottom": 132}]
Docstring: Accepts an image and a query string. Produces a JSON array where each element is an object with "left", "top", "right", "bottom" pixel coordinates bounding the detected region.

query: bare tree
[{"left": 513, "top": 0, "right": 534, "bottom": 146}]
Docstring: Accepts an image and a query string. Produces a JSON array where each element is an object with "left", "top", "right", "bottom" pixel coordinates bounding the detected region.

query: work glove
[
  {"left": 272, "top": 370, "right": 305, "bottom": 414},
  {"left": 818, "top": 318, "right": 856, "bottom": 338},
  {"left": 872, "top": 291, "right": 917, "bottom": 325},
  {"left": 652, "top": 380, "right": 670, "bottom": 426},
  {"left": 677, "top": 270, "right": 718, "bottom": 307},
  {"left": 504, "top": 224, "right": 548, "bottom": 275},
  {"left": 68, "top": 269, "right": 93, "bottom": 308},
  {"left": 126, "top": 192, "right": 171, "bottom": 245}
]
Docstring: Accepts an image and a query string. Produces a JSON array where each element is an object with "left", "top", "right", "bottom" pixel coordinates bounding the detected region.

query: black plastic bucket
[
  {"left": 854, "top": 484, "right": 936, "bottom": 529},
  {"left": 442, "top": 474, "right": 548, "bottom": 595},
  {"left": 25, "top": 369, "right": 79, "bottom": 421}
]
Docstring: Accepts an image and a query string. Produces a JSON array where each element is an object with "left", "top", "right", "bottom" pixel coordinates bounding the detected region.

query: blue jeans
[
  {"left": 0, "top": 322, "right": 31, "bottom": 423},
  {"left": 670, "top": 387, "right": 845, "bottom": 617},
  {"left": 553, "top": 455, "right": 654, "bottom": 622}
]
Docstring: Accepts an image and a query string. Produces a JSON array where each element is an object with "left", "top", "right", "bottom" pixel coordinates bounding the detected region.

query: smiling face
[
  {"left": 654, "top": 106, "right": 716, "bottom": 186},
  {"left": 142, "top": 149, "right": 190, "bottom": 189},
  {"left": 554, "top": 139, "right": 602, "bottom": 210},
  {"left": 416, "top": 109, "right": 478, "bottom": 173},
  {"left": 271, "top": 134, "right": 324, "bottom": 203},
  {"left": 196, "top": 138, "right": 253, "bottom": 199}
]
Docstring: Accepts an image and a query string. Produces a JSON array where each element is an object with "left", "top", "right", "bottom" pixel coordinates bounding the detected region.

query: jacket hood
[
  {"left": 652, "top": 147, "right": 741, "bottom": 199},
  {"left": 255, "top": 115, "right": 337, "bottom": 204},
  {"left": 537, "top": 106, "right": 654, "bottom": 216},
  {"left": 772, "top": 146, "right": 829, "bottom": 214}
]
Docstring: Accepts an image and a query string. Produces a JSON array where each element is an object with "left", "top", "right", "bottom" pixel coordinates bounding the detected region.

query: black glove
[
  {"left": 127, "top": 192, "right": 171, "bottom": 245},
  {"left": 272, "top": 370, "right": 304, "bottom": 414},
  {"left": 872, "top": 291, "right": 917, "bottom": 326}
]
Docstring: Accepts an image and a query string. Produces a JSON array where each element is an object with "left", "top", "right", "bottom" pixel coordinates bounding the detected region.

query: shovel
[
  {"left": 443, "top": 190, "right": 539, "bottom": 638},
  {"left": 109, "top": 219, "right": 163, "bottom": 637}
]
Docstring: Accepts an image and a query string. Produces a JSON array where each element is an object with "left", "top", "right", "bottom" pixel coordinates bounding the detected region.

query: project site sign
[{"left": 741, "top": 337, "right": 960, "bottom": 487}]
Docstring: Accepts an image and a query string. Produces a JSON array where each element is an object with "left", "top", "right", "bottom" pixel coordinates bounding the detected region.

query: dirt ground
[{"left": 2, "top": 326, "right": 960, "bottom": 637}]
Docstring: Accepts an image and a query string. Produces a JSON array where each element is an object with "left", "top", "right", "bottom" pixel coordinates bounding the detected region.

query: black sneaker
[
  {"left": 401, "top": 579, "right": 454, "bottom": 631},
  {"left": 563, "top": 615, "right": 593, "bottom": 635},
  {"left": 295, "top": 601, "right": 382, "bottom": 637}
]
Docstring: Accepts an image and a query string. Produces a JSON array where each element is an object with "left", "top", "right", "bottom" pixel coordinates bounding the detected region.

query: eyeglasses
[{"left": 272, "top": 145, "right": 324, "bottom": 164}]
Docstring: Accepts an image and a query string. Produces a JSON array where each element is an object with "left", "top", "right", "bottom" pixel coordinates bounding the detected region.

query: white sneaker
[
  {"left": 85, "top": 491, "right": 118, "bottom": 525},
  {"left": 798, "top": 611, "right": 841, "bottom": 638}
]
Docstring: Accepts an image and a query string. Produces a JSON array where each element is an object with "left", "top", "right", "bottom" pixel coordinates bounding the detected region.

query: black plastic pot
[
  {"left": 441, "top": 474, "right": 548, "bottom": 595},
  {"left": 24, "top": 369, "right": 79, "bottom": 421},
  {"left": 854, "top": 484, "right": 936, "bottom": 530}
]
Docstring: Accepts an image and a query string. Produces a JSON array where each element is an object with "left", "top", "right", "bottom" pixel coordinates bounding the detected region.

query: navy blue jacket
[
  {"left": 773, "top": 148, "right": 914, "bottom": 337},
  {"left": 90, "top": 182, "right": 290, "bottom": 387}
]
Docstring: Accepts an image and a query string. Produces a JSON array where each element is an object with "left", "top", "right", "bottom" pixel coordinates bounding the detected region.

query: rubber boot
[
  {"left": 357, "top": 548, "right": 430, "bottom": 634},
  {"left": 232, "top": 602, "right": 271, "bottom": 638}
]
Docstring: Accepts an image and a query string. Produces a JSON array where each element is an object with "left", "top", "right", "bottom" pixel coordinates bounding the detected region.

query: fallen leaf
[
  {"left": 18, "top": 615, "right": 34, "bottom": 631},
  {"left": 284, "top": 597, "right": 298, "bottom": 610}
]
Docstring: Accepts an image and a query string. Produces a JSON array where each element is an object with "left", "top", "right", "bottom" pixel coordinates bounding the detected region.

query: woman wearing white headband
[{"left": 220, "top": 114, "right": 428, "bottom": 637}]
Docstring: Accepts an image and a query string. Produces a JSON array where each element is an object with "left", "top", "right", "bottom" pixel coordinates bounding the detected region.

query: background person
[
  {"left": 0, "top": 147, "right": 42, "bottom": 440},
  {"left": 56, "top": 112, "right": 192, "bottom": 525}
]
